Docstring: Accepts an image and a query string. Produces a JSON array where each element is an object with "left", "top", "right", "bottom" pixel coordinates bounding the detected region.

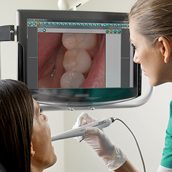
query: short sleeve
[{"left": 161, "top": 101, "right": 172, "bottom": 168}]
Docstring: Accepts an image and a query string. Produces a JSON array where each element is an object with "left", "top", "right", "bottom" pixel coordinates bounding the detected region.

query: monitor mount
[{"left": 0, "top": 25, "right": 15, "bottom": 41}]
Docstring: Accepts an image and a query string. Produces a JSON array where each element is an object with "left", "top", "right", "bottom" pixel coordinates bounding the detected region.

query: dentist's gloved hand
[{"left": 73, "top": 112, "right": 127, "bottom": 171}]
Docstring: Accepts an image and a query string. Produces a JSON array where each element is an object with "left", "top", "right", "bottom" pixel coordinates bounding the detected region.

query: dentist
[{"left": 74, "top": 0, "right": 172, "bottom": 171}]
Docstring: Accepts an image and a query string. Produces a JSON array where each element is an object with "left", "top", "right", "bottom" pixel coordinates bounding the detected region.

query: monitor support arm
[{"left": 57, "top": 0, "right": 90, "bottom": 10}]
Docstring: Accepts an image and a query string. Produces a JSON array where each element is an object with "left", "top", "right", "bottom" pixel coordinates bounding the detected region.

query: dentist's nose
[{"left": 133, "top": 54, "right": 140, "bottom": 64}]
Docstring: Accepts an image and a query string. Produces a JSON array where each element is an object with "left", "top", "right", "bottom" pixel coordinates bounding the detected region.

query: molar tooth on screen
[
  {"left": 60, "top": 71, "right": 85, "bottom": 88},
  {"left": 62, "top": 33, "right": 97, "bottom": 50},
  {"left": 63, "top": 49, "right": 92, "bottom": 74}
]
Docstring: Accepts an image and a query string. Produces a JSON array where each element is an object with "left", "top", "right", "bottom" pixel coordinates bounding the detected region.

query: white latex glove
[{"left": 73, "top": 112, "right": 127, "bottom": 171}]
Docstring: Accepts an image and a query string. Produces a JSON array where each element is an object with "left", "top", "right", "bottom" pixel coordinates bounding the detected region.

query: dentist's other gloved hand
[{"left": 73, "top": 113, "right": 127, "bottom": 171}]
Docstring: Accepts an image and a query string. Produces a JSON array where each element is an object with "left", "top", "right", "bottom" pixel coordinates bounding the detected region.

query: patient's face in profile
[{"left": 31, "top": 99, "right": 57, "bottom": 170}]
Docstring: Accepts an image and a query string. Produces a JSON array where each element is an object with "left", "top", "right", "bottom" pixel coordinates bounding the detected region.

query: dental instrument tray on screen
[{"left": 16, "top": 10, "right": 145, "bottom": 110}]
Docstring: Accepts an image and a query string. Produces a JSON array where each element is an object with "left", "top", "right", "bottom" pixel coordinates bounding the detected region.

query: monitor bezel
[{"left": 17, "top": 9, "right": 141, "bottom": 107}]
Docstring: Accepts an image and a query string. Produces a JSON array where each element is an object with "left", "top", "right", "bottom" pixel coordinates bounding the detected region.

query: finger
[
  {"left": 85, "top": 127, "right": 103, "bottom": 137},
  {"left": 72, "top": 112, "right": 88, "bottom": 129},
  {"left": 79, "top": 113, "right": 96, "bottom": 125},
  {"left": 78, "top": 112, "right": 89, "bottom": 125}
]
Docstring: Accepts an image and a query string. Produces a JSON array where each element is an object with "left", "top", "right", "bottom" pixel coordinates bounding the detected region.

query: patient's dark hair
[{"left": 0, "top": 79, "right": 34, "bottom": 172}]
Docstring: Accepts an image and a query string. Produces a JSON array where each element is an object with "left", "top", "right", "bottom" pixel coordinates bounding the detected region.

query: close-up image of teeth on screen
[{"left": 38, "top": 32, "right": 105, "bottom": 88}]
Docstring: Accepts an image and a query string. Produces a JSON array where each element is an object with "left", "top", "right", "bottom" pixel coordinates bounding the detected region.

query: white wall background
[{"left": 1, "top": 0, "right": 172, "bottom": 172}]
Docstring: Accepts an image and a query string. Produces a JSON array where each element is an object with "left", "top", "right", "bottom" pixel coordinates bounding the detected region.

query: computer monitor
[{"left": 17, "top": 10, "right": 141, "bottom": 109}]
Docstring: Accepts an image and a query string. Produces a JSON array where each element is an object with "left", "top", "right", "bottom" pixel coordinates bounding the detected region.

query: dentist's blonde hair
[{"left": 129, "top": 0, "right": 172, "bottom": 41}]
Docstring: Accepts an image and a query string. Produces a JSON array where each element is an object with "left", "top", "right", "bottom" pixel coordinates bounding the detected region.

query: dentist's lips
[
  {"left": 141, "top": 66, "right": 147, "bottom": 76},
  {"left": 142, "top": 69, "right": 148, "bottom": 77}
]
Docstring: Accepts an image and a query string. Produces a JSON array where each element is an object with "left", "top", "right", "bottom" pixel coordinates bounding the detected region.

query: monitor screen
[{"left": 17, "top": 10, "right": 141, "bottom": 108}]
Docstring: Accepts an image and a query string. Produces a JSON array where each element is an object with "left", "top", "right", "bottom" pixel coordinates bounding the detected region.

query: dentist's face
[
  {"left": 31, "top": 99, "right": 57, "bottom": 169},
  {"left": 129, "top": 20, "right": 171, "bottom": 86}
]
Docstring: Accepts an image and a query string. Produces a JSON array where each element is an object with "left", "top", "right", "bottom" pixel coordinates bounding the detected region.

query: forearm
[
  {"left": 73, "top": 113, "right": 138, "bottom": 172},
  {"left": 115, "top": 160, "right": 138, "bottom": 172}
]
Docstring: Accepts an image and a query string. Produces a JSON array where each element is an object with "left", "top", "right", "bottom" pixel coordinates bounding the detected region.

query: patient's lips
[
  {"left": 60, "top": 71, "right": 85, "bottom": 88},
  {"left": 62, "top": 33, "right": 97, "bottom": 50},
  {"left": 63, "top": 49, "right": 92, "bottom": 73}
]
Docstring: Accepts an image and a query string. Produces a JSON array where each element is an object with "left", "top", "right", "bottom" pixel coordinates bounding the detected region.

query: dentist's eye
[
  {"left": 131, "top": 43, "right": 136, "bottom": 50},
  {"left": 39, "top": 108, "right": 43, "bottom": 115}
]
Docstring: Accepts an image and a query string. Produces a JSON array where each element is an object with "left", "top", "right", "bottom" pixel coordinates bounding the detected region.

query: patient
[{"left": 0, "top": 79, "right": 56, "bottom": 172}]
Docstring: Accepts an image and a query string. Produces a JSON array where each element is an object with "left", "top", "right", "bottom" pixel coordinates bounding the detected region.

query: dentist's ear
[
  {"left": 30, "top": 142, "right": 35, "bottom": 157},
  {"left": 157, "top": 36, "right": 172, "bottom": 64}
]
